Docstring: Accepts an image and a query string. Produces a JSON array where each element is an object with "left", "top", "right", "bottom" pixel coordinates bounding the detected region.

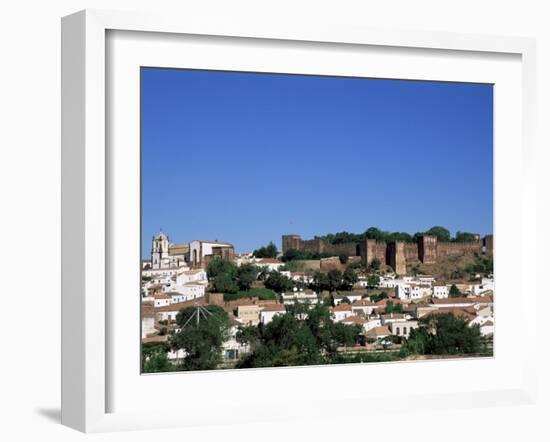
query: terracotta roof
[
  {"left": 330, "top": 304, "right": 352, "bottom": 312},
  {"left": 376, "top": 298, "right": 402, "bottom": 306},
  {"left": 431, "top": 307, "right": 477, "bottom": 320},
  {"left": 432, "top": 297, "right": 475, "bottom": 305},
  {"left": 341, "top": 316, "right": 367, "bottom": 325},
  {"left": 472, "top": 295, "right": 494, "bottom": 304},
  {"left": 154, "top": 299, "right": 206, "bottom": 312},
  {"left": 154, "top": 293, "right": 170, "bottom": 299},
  {"left": 483, "top": 320, "right": 494, "bottom": 326},
  {"left": 381, "top": 313, "right": 405, "bottom": 320},
  {"left": 261, "top": 304, "right": 286, "bottom": 312},
  {"left": 365, "top": 326, "right": 391, "bottom": 337},
  {"left": 352, "top": 299, "right": 376, "bottom": 307}
]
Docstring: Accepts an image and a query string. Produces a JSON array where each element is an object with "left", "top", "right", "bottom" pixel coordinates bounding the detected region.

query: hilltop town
[{"left": 141, "top": 227, "right": 494, "bottom": 372}]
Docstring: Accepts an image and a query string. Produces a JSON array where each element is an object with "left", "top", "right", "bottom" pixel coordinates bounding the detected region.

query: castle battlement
[{"left": 282, "top": 233, "right": 493, "bottom": 274}]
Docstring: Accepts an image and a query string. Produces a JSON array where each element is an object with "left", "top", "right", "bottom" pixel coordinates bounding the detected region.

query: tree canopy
[
  {"left": 264, "top": 271, "right": 292, "bottom": 293},
  {"left": 169, "top": 305, "right": 231, "bottom": 371},
  {"left": 236, "top": 304, "right": 362, "bottom": 368},
  {"left": 401, "top": 312, "right": 483, "bottom": 356},
  {"left": 253, "top": 241, "right": 278, "bottom": 258}
]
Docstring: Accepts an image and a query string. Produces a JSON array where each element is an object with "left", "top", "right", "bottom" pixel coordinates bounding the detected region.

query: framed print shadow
[
  {"left": 139, "top": 68, "right": 495, "bottom": 374},
  {"left": 61, "top": 9, "right": 537, "bottom": 433}
]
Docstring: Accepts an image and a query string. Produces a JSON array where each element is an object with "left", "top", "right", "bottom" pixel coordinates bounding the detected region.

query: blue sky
[{"left": 141, "top": 68, "right": 493, "bottom": 256}]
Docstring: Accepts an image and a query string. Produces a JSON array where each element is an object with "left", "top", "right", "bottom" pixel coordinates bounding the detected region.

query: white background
[
  {"left": 109, "top": 30, "right": 524, "bottom": 415},
  {"left": 0, "top": 1, "right": 548, "bottom": 441}
]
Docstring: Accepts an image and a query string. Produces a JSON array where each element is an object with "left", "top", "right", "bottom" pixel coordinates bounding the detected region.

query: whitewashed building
[
  {"left": 389, "top": 320, "right": 419, "bottom": 338},
  {"left": 153, "top": 293, "right": 171, "bottom": 308},
  {"left": 432, "top": 282, "right": 449, "bottom": 299},
  {"left": 260, "top": 304, "right": 287, "bottom": 324},
  {"left": 281, "top": 289, "right": 319, "bottom": 305},
  {"left": 330, "top": 304, "right": 353, "bottom": 322}
]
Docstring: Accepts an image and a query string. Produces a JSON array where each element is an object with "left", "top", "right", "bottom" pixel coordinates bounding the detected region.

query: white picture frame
[{"left": 61, "top": 9, "right": 538, "bottom": 433}]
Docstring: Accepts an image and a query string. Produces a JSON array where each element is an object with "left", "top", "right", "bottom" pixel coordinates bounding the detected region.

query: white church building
[{"left": 149, "top": 230, "right": 189, "bottom": 270}]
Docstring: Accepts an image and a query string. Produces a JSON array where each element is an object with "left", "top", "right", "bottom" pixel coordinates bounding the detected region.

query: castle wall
[
  {"left": 282, "top": 233, "right": 491, "bottom": 273},
  {"left": 325, "top": 242, "right": 358, "bottom": 256},
  {"left": 387, "top": 241, "right": 407, "bottom": 275},
  {"left": 437, "top": 241, "right": 482, "bottom": 257},
  {"left": 418, "top": 235, "right": 438, "bottom": 264},
  {"left": 404, "top": 243, "right": 419, "bottom": 261}
]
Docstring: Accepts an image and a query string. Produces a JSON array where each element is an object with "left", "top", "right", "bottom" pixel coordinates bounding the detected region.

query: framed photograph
[{"left": 61, "top": 9, "right": 537, "bottom": 433}]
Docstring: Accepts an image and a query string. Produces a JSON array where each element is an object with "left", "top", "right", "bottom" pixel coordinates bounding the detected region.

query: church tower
[{"left": 151, "top": 230, "right": 170, "bottom": 269}]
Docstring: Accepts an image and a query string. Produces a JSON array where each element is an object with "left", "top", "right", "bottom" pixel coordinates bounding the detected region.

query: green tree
[
  {"left": 422, "top": 226, "right": 451, "bottom": 242},
  {"left": 206, "top": 257, "right": 237, "bottom": 279},
  {"left": 338, "top": 253, "right": 349, "bottom": 264},
  {"left": 449, "top": 284, "right": 461, "bottom": 298},
  {"left": 327, "top": 269, "right": 343, "bottom": 293},
  {"left": 367, "top": 274, "right": 380, "bottom": 289},
  {"left": 142, "top": 350, "right": 173, "bottom": 373},
  {"left": 365, "top": 227, "right": 384, "bottom": 241},
  {"left": 402, "top": 312, "right": 483, "bottom": 356},
  {"left": 253, "top": 241, "right": 278, "bottom": 258},
  {"left": 141, "top": 342, "right": 173, "bottom": 373},
  {"left": 235, "top": 263, "right": 258, "bottom": 291},
  {"left": 170, "top": 305, "right": 231, "bottom": 371},
  {"left": 264, "top": 271, "right": 292, "bottom": 293},
  {"left": 312, "top": 271, "right": 329, "bottom": 293},
  {"left": 341, "top": 267, "right": 358, "bottom": 290},
  {"left": 369, "top": 258, "right": 381, "bottom": 271},
  {"left": 454, "top": 231, "right": 478, "bottom": 242},
  {"left": 213, "top": 273, "right": 239, "bottom": 294}
]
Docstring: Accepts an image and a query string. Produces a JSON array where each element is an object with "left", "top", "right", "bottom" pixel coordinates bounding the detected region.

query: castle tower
[
  {"left": 282, "top": 234, "right": 302, "bottom": 254},
  {"left": 151, "top": 230, "right": 170, "bottom": 269},
  {"left": 388, "top": 241, "right": 407, "bottom": 275},
  {"left": 417, "top": 235, "right": 437, "bottom": 264}
]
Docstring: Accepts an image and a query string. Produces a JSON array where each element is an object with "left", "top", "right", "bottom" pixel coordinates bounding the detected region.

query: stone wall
[{"left": 282, "top": 233, "right": 492, "bottom": 273}]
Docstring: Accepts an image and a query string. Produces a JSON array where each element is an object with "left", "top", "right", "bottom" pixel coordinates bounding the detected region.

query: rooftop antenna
[{"left": 179, "top": 303, "right": 212, "bottom": 330}]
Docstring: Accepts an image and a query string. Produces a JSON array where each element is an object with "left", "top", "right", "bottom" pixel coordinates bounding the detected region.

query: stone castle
[{"left": 282, "top": 233, "right": 493, "bottom": 274}]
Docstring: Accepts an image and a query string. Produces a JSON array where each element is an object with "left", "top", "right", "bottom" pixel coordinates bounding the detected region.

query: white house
[
  {"left": 432, "top": 282, "right": 449, "bottom": 299},
  {"left": 141, "top": 316, "right": 156, "bottom": 338},
  {"left": 341, "top": 315, "right": 368, "bottom": 332},
  {"left": 260, "top": 304, "right": 287, "bottom": 324},
  {"left": 178, "top": 281, "right": 207, "bottom": 300},
  {"left": 380, "top": 313, "right": 409, "bottom": 326},
  {"left": 416, "top": 275, "right": 435, "bottom": 285},
  {"left": 389, "top": 320, "right": 419, "bottom": 338},
  {"left": 290, "top": 272, "right": 314, "bottom": 284},
  {"left": 281, "top": 289, "right": 319, "bottom": 305},
  {"left": 364, "top": 317, "right": 383, "bottom": 332},
  {"left": 176, "top": 269, "right": 207, "bottom": 285},
  {"left": 153, "top": 293, "right": 171, "bottom": 308},
  {"left": 333, "top": 292, "right": 363, "bottom": 305},
  {"left": 330, "top": 304, "right": 353, "bottom": 322},
  {"left": 396, "top": 283, "right": 429, "bottom": 300},
  {"left": 254, "top": 258, "right": 285, "bottom": 272},
  {"left": 351, "top": 299, "right": 377, "bottom": 316}
]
